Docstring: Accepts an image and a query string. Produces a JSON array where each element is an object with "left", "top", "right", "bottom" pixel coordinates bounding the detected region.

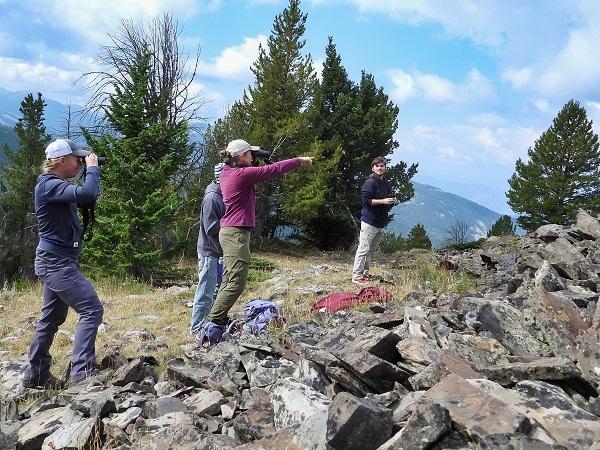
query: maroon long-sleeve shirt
[{"left": 219, "top": 158, "right": 301, "bottom": 228}]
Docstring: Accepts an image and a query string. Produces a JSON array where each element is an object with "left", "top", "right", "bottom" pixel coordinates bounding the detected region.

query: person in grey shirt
[{"left": 190, "top": 163, "right": 226, "bottom": 335}]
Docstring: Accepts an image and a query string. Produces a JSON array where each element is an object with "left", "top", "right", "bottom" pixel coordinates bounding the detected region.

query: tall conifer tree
[
  {"left": 83, "top": 52, "right": 193, "bottom": 279},
  {"left": 0, "top": 93, "right": 51, "bottom": 281},
  {"left": 507, "top": 99, "right": 600, "bottom": 230}
]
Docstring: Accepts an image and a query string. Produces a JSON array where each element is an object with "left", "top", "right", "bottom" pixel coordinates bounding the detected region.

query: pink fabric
[
  {"left": 310, "top": 287, "right": 392, "bottom": 314},
  {"left": 219, "top": 158, "right": 301, "bottom": 228}
]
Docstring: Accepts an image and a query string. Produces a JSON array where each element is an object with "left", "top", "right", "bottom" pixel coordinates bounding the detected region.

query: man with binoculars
[{"left": 22, "top": 139, "right": 103, "bottom": 388}]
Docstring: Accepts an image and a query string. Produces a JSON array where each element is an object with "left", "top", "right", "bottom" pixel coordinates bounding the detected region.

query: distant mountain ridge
[{"left": 388, "top": 182, "right": 505, "bottom": 247}]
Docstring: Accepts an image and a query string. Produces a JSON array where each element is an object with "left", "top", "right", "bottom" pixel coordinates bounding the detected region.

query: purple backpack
[{"left": 243, "top": 299, "right": 282, "bottom": 335}]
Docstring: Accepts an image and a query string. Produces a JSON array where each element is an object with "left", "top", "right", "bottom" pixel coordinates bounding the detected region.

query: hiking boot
[
  {"left": 352, "top": 276, "right": 369, "bottom": 286},
  {"left": 22, "top": 374, "right": 64, "bottom": 390}
]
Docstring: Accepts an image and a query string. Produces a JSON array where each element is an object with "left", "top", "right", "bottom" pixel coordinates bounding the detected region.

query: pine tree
[
  {"left": 0, "top": 93, "right": 51, "bottom": 282},
  {"left": 406, "top": 224, "right": 432, "bottom": 250},
  {"left": 305, "top": 39, "right": 418, "bottom": 249},
  {"left": 507, "top": 99, "right": 600, "bottom": 230},
  {"left": 239, "top": 0, "right": 320, "bottom": 236},
  {"left": 82, "top": 52, "right": 193, "bottom": 279},
  {"left": 487, "top": 215, "right": 516, "bottom": 237}
]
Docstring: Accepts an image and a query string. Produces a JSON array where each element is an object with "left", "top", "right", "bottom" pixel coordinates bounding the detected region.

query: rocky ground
[{"left": 3, "top": 209, "right": 600, "bottom": 449}]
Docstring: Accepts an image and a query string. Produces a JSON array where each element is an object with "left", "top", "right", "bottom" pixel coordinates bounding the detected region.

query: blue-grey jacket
[
  {"left": 197, "top": 181, "right": 225, "bottom": 258},
  {"left": 360, "top": 174, "right": 393, "bottom": 229},
  {"left": 35, "top": 167, "right": 100, "bottom": 259}
]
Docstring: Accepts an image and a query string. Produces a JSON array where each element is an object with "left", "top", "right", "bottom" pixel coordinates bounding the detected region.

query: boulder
[
  {"left": 422, "top": 375, "right": 532, "bottom": 443},
  {"left": 326, "top": 392, "right": 393, "bottom": 450},
  {"left": 378, "top": 400, "right": 450, "bottom": 450}
]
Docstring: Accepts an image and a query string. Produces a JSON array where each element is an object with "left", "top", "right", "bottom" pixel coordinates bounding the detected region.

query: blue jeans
[
  {"left": 25, "top": 252, "right": 103, "bottom": 383},
  {"left": 190, "top": 255, "right": 223, "bottom": 334}
]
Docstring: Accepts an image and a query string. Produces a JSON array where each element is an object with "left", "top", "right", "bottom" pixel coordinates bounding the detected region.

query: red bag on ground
[{"left": 310, "top": 287, "right": 392, "bottom": 314}]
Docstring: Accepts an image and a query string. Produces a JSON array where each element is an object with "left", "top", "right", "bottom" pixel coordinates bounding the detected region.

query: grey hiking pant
[
  {"left": 352, "top": 221, "right": 384, "bottom": 279},
  {"left": 25, "top": 251, "right": 103, "bottom": 384}
]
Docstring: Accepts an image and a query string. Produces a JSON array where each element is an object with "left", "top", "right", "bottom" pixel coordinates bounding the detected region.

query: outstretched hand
[{"left": 299, "top": 156, "right": 314, "bottom": 166}]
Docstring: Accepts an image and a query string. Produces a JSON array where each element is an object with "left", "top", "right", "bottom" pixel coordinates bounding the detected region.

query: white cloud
[
  {"left": 198, "top": 35, "right": 267, "bottom": 81},
  {"left": 387, "top": 68, "right": 494, "bottom": 104},
  {"left": 22, "top": 0, "right": 203, "bottom": 46},
  {"left": 532, "top": 98, "right": 551, "bottom": 114},
  {"left": 315, "top": 1, "right": 600, "bottom": 101},
  {"left": 0, "top": 56, "right": 88, "bottom": 103},
  {"left": 398, "top": 118, "right": 539, "bottom": 169},
  {"left": 502, "top": 68, "right": 532, "bottom": 89}
]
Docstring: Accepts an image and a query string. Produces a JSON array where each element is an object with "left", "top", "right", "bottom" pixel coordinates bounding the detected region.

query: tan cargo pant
[
  {"left": 206, "top": 227, "right": 251, "bottom": 324},
  {"left": 352, "top": 221, "right": 384, "bottom": 279}
]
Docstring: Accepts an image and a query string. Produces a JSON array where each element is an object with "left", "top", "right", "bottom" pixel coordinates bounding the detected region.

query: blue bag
[{"left": 243, "top": 299, "right": 282, "bottom": 335}]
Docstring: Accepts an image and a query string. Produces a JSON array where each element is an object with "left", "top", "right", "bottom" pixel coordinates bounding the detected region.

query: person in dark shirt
[
  {"left": 352, "top": 156, "right": 397, "bottom": 285},
  {"left": 22, "top": 139, "right": 102, "bottom": 389},
  {"left": 190, "top": 163, "right": 226, "bottom": 335}
]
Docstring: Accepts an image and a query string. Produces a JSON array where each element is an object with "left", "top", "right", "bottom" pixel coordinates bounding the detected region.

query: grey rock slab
[
  {"left": 166, "top": 357, "right": 212, "bottom": 387},
  {"left": 446, "top": 333, "right": 510, "bottom": 368},
  {"left": 241, "top": 351, "right": 296, "bottom": 388},
  {"left": 476, "top": 434, "right": 569, "bottom": 450},
  {"left": 70, "top": 386, "right": 117, "bottom": 418},
  {"left": 534, "top": 261, "right": 567, "bottom": 292},
  {"left": 183, "top": 389, "right": 226, "bottom": 416},
  {"left": 292, "top": 357, "right": 331, "bottom": 394},
  {"left": 392, "top": 391, "right": 426, "bottom": 424},
  {"left": 268, "top": 378, "right": 330, "bottom": 429},
  {"left": 354, "top": 326, "right": 402, "bottom": 364},
  {"left": 105, "top": 406, "right": 142, "bottom": 429},
  {"left": 379, "top": 400, "right": 451, "bottom": 450},
  {"left": 0, "top": 421, "right": 21, "bottom": 450},
  {"left": 41, "top": 417, "right": 97, "bottom": 450},
  {"left": 111, "top": 356, "right": 150, "bottom": 386},
  {"left": 17, "top": 406, "right": 66, "bottom": 450},
  {"left": 239, "top": 387, "right": 272, "bottom": 411},
  {"left": 480, "top": 356, "right": 583, "bottom": 386},
  {"left": 576, "top": 329, "right": 600, "bottom": 386},
  {"left": 477, "top": 300, "right": 551, "bottom": 357},
  {"left": 227, "top": 408, "right": 276, "bottom": 444},
  {"left": 142, "top": 396, "right": 188, "bottom": 418},
  {"left": 534, "top": 224, "right": 564, "bottom": 241},
  {"left": 396, "top": 336, "right": 441, "bottom": 369},
  {"left": 470, "top": 378, "right": 600, "bottom": 448},
  {"left": 409, "top": 350, "right": 482, "bottom": 391},
  {"left": 551, "top": 288, "right": 599, "bottom": 308},
  {"left": 573, "top": 208, "right": 600, "bottom": 240},
  {"left": 541, "top": 237, "right": 590, "bottom": 280},
  {"left": 422, "top": 374, "right": 531, "bottom": 441},
  {"left": 525, "top": 288, "right": 589, "bottom": 358},
  {"left": 329, "top": 344, "right": 410, "bottom": 393},
  {"left": 0, "top": 356, "right": 29, "bottom": 401},
  {"left": 326, "top": 391, "right": 393, "bottom": 450},
  {"left": 138, "top": 411, "right": 195, "bottom": 431},
  {"left": 132, "top": 423, "right": 238, "bottom": 449},
  {"left": 285, "top": 320, "right": 326, "bottom": 346}
]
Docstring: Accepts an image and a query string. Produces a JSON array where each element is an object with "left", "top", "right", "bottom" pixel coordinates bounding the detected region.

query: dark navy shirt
[
  {"left": 35, "top": 167, "right": 100, "bottom": 259},
  {"left": 360, "top": 174, "right": 393, "bottom": 229}
]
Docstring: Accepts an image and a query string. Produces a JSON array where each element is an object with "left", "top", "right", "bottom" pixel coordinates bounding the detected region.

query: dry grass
[{"left": 0, "top": 249, "right": 476, "bottom": 376}]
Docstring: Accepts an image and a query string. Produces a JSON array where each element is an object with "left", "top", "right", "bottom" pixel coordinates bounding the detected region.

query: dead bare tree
[
  {"left": 444, "top": 219, "right": 470, "bottom": 246},
  {"left": 80, "top": 13, "right": 207, "bottom": 136}
]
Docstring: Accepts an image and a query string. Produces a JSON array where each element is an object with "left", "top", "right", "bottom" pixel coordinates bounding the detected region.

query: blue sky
[{"left": 1, "top": 0, "right": 600, "bottom": 214}]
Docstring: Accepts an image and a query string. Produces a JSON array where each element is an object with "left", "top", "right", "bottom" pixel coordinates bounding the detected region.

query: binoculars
[{"left": 250, "top": 149, "right": 272, "bottom": 165}]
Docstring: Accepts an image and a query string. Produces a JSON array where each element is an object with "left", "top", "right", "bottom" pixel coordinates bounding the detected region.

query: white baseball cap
[
  {"left": 226, "top": 139, "right": 260, "bottom": 158},
  {"left": 45, "top": 139, "right": 91, "bottom": 159}
]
